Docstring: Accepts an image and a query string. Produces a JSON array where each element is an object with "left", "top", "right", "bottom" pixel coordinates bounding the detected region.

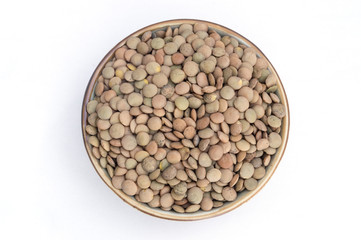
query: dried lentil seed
[{"left": 86, "top": 22, "right": 286, "bottom": 214}]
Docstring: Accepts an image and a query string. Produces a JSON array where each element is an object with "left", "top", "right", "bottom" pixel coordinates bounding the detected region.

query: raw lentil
[{"left": 85, "top": 22, "right": 286, "bottom": 214}]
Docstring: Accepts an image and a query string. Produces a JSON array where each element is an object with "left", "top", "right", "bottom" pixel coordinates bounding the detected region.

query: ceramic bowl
[{"left": 81, "top": 19, "right": 290, "bottom": 221}]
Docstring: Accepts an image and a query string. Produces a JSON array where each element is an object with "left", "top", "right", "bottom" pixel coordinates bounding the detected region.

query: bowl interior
[{"left": 82, "top": 19, "right": 290, "bottom": 221}]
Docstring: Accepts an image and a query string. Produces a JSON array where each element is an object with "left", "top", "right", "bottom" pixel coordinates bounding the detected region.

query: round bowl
[{"left": 82, "top": 19, "right": 290, "bottom": 221}]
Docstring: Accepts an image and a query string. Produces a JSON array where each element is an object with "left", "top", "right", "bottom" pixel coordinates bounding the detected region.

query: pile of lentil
[{"left": 85, "top": 22, "right": 286, "bottom": 213}]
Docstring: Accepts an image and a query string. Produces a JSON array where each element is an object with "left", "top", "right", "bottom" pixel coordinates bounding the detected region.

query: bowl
[{"left": 82, "top": 19, "right": 290, "bottom": 221}]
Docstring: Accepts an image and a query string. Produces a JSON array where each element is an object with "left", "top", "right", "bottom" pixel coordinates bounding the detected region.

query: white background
[{"left": 1, "top": 0, "right": 360, "bottom": 239}]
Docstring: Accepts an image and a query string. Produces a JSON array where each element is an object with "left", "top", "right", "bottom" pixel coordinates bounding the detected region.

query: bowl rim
[{"left": 81, "top": 19, "right": 290, "bottom": 221}]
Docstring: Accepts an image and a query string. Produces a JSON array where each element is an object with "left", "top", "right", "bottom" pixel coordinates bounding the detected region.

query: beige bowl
[{"left": 82, "top": 19, "right": 290, "bottom": 221}]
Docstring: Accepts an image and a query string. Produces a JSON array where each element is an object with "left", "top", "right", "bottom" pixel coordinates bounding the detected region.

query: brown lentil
[{"left": 85, "top": 22, "right": 286, "bottom": 214}]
